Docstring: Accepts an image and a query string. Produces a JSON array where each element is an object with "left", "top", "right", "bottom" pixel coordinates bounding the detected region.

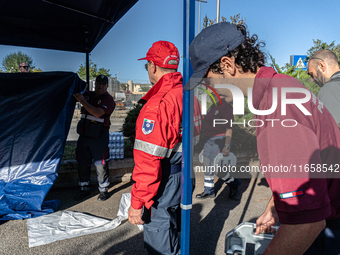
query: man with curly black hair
[{"left": 185, "top": 22, "right": 340, "bottom": 254}]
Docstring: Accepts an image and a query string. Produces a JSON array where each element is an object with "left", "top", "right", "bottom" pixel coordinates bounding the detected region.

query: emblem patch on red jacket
[{"left": 142, "top": 119, "right": 155, "bottom": 135}]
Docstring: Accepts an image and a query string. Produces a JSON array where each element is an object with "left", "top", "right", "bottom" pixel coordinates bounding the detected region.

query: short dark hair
[
  {"left": 209, "top": 24, "right": 266, "bottom": 74},
  {"left": 311, "top": 49, "right": 339, "bottom": 67}
]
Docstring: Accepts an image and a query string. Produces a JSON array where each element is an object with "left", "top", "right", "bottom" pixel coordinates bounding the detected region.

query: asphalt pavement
[
  {"left": 0, "top": 171, "right": 271, "bottom": 255},
  {"left": 0, "top": 117, "right": 272, "bottom": 255}
]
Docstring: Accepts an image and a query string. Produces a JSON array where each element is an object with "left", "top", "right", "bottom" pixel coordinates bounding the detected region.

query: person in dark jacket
[{"left": 73, "top": 75, "right": 115, "bottom": 201}]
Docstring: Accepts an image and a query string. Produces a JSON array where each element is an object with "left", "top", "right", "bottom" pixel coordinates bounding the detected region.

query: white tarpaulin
[{"left": 27, "top": 193, "right": 142, "bottom": 248}]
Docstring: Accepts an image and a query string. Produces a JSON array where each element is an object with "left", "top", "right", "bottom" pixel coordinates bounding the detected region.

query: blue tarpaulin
[{"left": 0, "top": 72, "right": 85, "bottom": 220}]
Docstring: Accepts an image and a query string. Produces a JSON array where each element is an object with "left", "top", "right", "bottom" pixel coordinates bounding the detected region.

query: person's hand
[
  {"left": 222, "top": 147, "right": 230, "bottom": 156},
  {"left": 128, "top": 206, "right": 144, "bottom": 225},
  {"left": 255, "top": 199, "right": 279, "bottom": 235},
  {"left": 73, "top": 93, "right": 85, "bottom": 103}
]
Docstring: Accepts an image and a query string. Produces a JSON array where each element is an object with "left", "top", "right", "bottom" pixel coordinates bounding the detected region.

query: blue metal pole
[{"left": 181, "top": 0, "right": 195, "bottom": 254}]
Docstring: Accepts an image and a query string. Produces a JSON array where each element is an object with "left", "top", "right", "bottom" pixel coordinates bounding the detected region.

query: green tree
[
  {"left": 269, "top": 54, "right": 320, "bottom": 95},
  {"left": 269, "top": 54, "right": 283, "bottom": 74},
  {"left": 269, "top": 54, "right": 309, "bottom": 78},
  {"left": 332, "top": 46, "right": 340, "bottom": 62},
  {"left": 140, "top": 85, "right": 151, "bottom": 92},
  {"left": 202, "top": 13, "right": 246, "bottom": 30},
  {"left": 1, "top": 51, "right": 36, "bottom": 73},
  {"left": 307, "top": 39, "right": 335, "bottom": 57},
  {"left": 77, "top": 60, "right": 111, "bottom": 81},
  {"left": 228, "top": 13, "right": 246, "bottom": 25},
  {"left": 307, "top": 39, "right": 340, "bottom": 66},
  {"left": 31, "top": 68, "right": 43, "bottom": 73},
  {"left": 202, "top": 15, "right": 215, "bottom": 29},
  {"left": 121, "top": 104, "right": 144, "bottom": 143}
]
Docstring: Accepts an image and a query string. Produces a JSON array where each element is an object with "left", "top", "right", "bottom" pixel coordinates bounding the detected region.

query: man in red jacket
[
  {"left": 184, "top": 22, "right": 340, "bottom": 255},
  {"left": 128, "top": 41, "right": 183, "bottom": 255}
]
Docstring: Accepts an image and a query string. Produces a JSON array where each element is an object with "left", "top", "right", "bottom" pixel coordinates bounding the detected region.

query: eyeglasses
[
  {"left": 307, "top": 57, "right": 324, "bottom": 63},
  {"left": 145, "top": 61, "right": 152, "bottom": 71}
]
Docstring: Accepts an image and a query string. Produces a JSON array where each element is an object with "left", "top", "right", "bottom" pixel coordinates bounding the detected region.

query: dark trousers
[
  {"left": 143, "top": 205, "right": 180, "bottom": 255},
  {"left": 142, "top": 171, "right": 181, "bottom": 255},
  {"left": 76, "top": 127, "right": 110, "bottom": 192},
  {"left": 304, "top": 227, "right": 340, "bottom": 255}
]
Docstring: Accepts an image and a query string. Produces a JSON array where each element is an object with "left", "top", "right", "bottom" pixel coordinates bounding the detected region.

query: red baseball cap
[{"left": 138, "top": 40, "right": 179, "bottom": 69}]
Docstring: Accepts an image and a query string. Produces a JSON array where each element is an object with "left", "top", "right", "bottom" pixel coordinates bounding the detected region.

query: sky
[{"left": 1, "top": 0, "right": 340, "bottom": 84}]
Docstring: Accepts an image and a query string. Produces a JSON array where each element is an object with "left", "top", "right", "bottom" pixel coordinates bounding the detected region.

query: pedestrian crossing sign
[{"left": 290, "top": 55, "right": 308, "bottom": 70}]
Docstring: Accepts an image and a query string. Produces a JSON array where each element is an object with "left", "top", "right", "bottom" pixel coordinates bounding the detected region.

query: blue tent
[
  {"left": 0, "top": 0, "right": 139, "bottom": 219},
  {"left": 0, "top": 72, "right": 85, "bottom": 220}
]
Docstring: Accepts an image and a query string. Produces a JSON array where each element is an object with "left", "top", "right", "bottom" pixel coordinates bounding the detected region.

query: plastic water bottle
[
  {"left": 117, "top": 132, "right": 121, "bottom": 159},
  {"left": 112, "top": 132, "right": 117, "bottom": 144},
  {"left": 122, "top": 133, "right": 125, "bottom": 159},
  {"left": 119, "top": 132, "right": 124, "bottom": 159},
  {"left": 112, "top": 132, "right": 117, "bottom": 159},
  {"left": 112, "top": 148, "right": 117, "bottom": 159},
  {"left": 115, "top": 146, "right": 120, "bottom": 159},
  {"left": 119, "top": 148, "right": 124, "bottom": 159},
  {"left": 109, "top": 133, "right": 114, "bottom": 159},
  {"left": 116, "top": 132, "right": 120, "bottom": 142}
]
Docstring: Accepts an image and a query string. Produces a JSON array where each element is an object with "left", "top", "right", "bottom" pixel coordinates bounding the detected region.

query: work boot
[
  {"left": 74, "top": 190, "right": 91, "bottom": 201},
  {"left": 228, "top": 179, "right": 241, "bottom": 200},
  {"left": 97, "top": 191, "right": 109, "bottom": 201},
  {"left": 196, "top": 192, "right": 215, "bottom": 199}
]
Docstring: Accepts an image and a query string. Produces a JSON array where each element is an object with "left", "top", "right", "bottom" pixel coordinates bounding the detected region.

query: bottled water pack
[{"left": 109, "top": 132, "right": 124, "bottom": 159}]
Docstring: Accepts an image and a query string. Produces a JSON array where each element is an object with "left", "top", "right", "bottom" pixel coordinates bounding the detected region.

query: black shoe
[
  {"left": 196, "top": 192, "right": 215, "bottom": 199},
  {"left": 97, "top": 191, "right": 109, "bottom": 201},
  {"left": 228, "top": 179, "right": 241, "bottom": 200},
  {"left": 74, "top": 190, "right": 91, "bottom": 201}
]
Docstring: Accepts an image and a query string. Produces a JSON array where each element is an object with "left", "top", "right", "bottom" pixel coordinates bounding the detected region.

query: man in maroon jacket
[
  {"left": 184, "top": 22, "right": 340, "bottom": 255},
  {"left": 74, "top": 75, "right": 115, "bottom": 201}
]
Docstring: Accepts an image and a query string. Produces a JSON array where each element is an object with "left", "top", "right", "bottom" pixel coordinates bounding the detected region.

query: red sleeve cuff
[
  {"left": 131, "top": 196, "right": 144, "bottom": 210},
  {"left": 145, "top": 200, "right": 154, "bottom": 209},
  {"left": 131, "top": 195, "right": 154, "bottom": 210}
]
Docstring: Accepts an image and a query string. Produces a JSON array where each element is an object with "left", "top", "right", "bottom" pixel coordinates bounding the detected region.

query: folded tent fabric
[{"left": 27, "top": 193, "right": 141, "bottom": 247}]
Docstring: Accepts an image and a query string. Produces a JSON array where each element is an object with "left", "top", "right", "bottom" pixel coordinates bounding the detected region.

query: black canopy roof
[{"left": 0, "top": 0, "right": 138, "bottom": 53}]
